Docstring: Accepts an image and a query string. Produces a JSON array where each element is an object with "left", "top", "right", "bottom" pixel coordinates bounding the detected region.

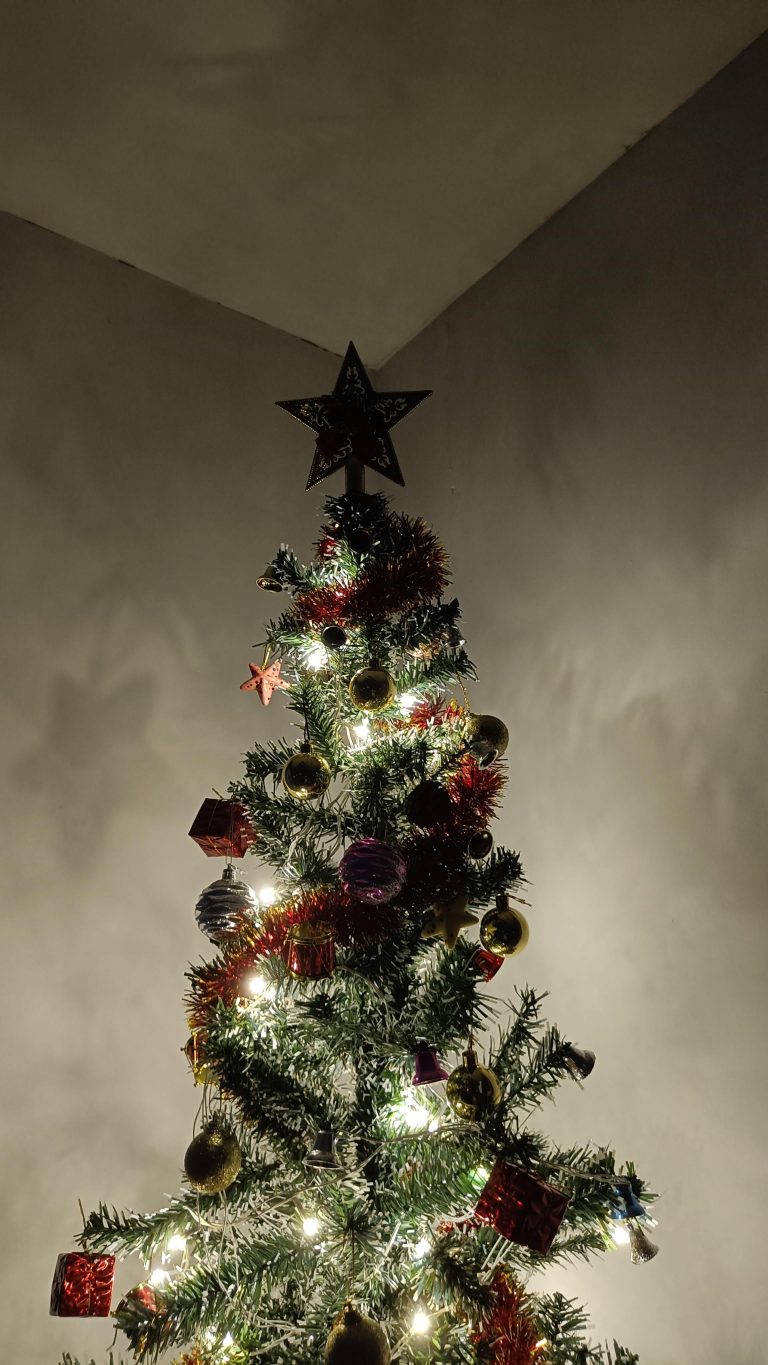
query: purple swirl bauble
[{"left": 339, "top": 839, "right": 406, "bottom": 905}]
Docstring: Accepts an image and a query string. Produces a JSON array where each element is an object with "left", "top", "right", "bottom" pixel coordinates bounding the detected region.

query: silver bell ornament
[
  {"left": 195, "top": 864, "right": 259, "bottom": 945},
  {"left": 628, "top": 1219, "right": 660, "bottom": 1264}
]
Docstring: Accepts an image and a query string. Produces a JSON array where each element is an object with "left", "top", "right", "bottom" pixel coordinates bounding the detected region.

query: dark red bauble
[
  {"left": 346, "top": 527, "right": 373, "bottom": 554},
  {"left": 467, "top": 829, "right": 494, "bottom": 859},
  {"left": 404, "top": 779, "right": 453, "bottom": 828}
]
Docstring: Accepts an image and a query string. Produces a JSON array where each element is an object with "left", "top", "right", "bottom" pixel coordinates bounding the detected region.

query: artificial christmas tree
[{"left": 57, "top": 343, "right": 657, "bottom": 1365}]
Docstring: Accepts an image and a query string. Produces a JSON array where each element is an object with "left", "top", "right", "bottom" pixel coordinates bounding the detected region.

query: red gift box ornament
[
  {"left": 474, "top": 1160, "right": 570, "bottom": 1254},
  {"left": 188, "top": 798, "right": 255, "bottom": 858},
  {"left": 470, "top": 947, "right": 506, "bottom": 982},
  {"left": 49, "top": 1251, "right": 115, "bottom": 1317},
  {"left": 286, "top": 921, "right": 336, "bottom": 979}
]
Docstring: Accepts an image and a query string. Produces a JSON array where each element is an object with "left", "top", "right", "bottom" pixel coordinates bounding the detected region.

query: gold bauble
[
  {"left": 183, "top": 1116, "right": 241, "bottom": 1195},
  {"left": 348, "top": 666, "right": 397, "bottom": 713},
  {"left": 479, "top": 895, "right": 529, "bottom": 957},
  {"left": 325, "top": 1303, "right": 390, "bottom": 1365},
  {"left": 446, "top": 1046, "right": 501, "bottom": 1121},
  {"left": 282, "top": 748, "right": 332, "bottom": 800},
  {"left": 466, "top": 713, "right": 509, "bottom": 763}
]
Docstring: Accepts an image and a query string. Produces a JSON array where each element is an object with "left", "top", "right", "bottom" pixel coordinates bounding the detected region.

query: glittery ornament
[
  {"left": 479, "top": 893, "right": 529, "bottom": 957},
  {"left": 286, "top": 921, "right": 336, "bottom": 978},
  {"left": 339, "top": 839, "right": 406, "bottom": 904},
  {"left": 195, "top": 864, "right": 259, "bottom": 945},
  {"left": 49, "top": 1252, "right": 115, "bottom": 1317},
  {"left": 183, "top": 1115, "right": 241, "bottom": 1195},
  {"left": 421, "top": 893, "right": 478, "bottom": 950},
  {"left": 282, "top": 747, "right": 332, "bottom": 799},
  {"left": 324, "top": 1302, "right": 390, "bottom": 1364},
  {"left": 467, "top": 829, "right": 494, "bottom": 859},
  {"left": 239, "top": 658, "right": 289, "bottom": 704},
  {"left": 475, "top": 1160, "right": 569, "bottom": 1252},
  {"left": 466, "top": 713, "right": 509, "bottom": 766},
  {"left": 446, "top": 1046, "right": 501, "bottom": 1121},
  {"left": 404, "top": 779, "right": 453, "bottom": 827},
  {"left": 348, "top": 666, "right": 397, "bottom": 712},
  {"left": 188, "top": 798, "right": 255, "bottom": 858},
  {"left": 321, "top": 624, "right": 348, "bottom": 650}
]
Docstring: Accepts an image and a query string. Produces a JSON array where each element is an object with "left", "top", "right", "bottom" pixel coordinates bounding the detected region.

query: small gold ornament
[
  {"left": 466, "top": 712, "right": 509, "bottom": 764},
  {"left": 479, "top": 893, "right": 529, "bottom": 957},
  {"left": 282, "top": 746, "right": 332, "bottom": 800},
  {"left": 183, "top": 1115, "right": 241, "bottom": 1195},
  {"left": 421, "top": 893, "right": 479, "bottom": 950},
  {"left": 324, "top": 1302, "right": 390, "bottom": 1365},
  {"left": 446, "top": 1046, "right": 501, "bottom": 1121},
  {"left": 256, "top": 562, "right": 283, "bottom": 591},
  {"left": 348, "top": 666, "right": 397, "bottom": 713}
]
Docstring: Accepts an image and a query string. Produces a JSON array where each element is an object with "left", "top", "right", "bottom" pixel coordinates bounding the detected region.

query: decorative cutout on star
[
  {"left": 239, "top": 659, "right": 289, "bottom": 705},
  {"left": 276, "top": 341, "right": 431, "bottom": 489}
]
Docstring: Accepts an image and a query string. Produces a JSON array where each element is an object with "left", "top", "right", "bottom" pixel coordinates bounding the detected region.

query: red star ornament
[{"left": 240, "top": 659, "right": 289, "bottom": 705}]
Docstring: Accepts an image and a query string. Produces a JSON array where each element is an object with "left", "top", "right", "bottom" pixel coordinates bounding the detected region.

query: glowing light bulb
[
  {"left": 411, "top": 1309, "right": 432, "bottom": 1335},
  {"left": 352, "top": 717, "right": 372, "bottom": 747},
  {"left": 306, "top": 643, "right": 328, "bottom": 671},
  {"left": 167, "top": 1234, "right": 186, "bottom": 1253},
  {"left": 610, "top": 1223, "right": 631, "bottom": 1246},
  {"left": 398, "top": 692, "right": 418, "bottom": 715},
  {"left": 221, "top": 1333, "right": 234, "bottom": 1348},
  {"left": 302, "top": 1216, "right": 321, "bottom": 1238},
  {"left": 412, "top": 1238, "right": 431, "bottom": 1260},
  {"left": 397, "top": 1097, "right": 430, "bottom": 1131},
  {"left": 534, "top": 1339, "right": 549, "bottom": 1353},
  {"left": 259, "top": 885, "right": 277, "bottom": 906},
  {"left": 427, "top": 1117, "right": 439, "bottom": 1133},
  {"left": 149, "top": 1267, "right": 170, "bottom": 1287}
]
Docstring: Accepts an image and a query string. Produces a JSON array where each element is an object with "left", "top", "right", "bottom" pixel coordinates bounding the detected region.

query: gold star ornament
[{"left": 421, "top": 894, "right": 479, "bottom": 951}]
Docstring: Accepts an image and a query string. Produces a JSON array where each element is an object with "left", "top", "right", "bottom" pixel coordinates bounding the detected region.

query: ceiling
[{"left": 0, "top": 1, "right": 766, "bottom": 367}]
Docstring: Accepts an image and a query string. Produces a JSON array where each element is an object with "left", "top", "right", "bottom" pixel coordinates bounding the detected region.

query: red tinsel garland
[
  {"left": 446, "top": 754, "right": 506, "bottom": 832},
  {"left": 187, "top": 886, "right": 405, "bottom": 1029},
  {"left": 472, "top": 1271, "right": 544, "bottom": 1365},
  {"left": 294, "top": 517, "right": 450, "bottom": 626}
]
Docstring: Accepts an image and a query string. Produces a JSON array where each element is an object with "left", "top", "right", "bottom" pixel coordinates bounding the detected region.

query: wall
[
  {"left": 379, "top": 35, "right": 768, "bottom": 1365},
  {"left": 0, "top": 216, "right": 336, "bottom": 1362}
]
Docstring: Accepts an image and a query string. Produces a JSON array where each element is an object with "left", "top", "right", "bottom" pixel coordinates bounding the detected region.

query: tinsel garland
[
  {"left": 446, "top": 754, "right": 506, "bottom": 832},
  {"left": 472, "top": 1271, "right": 543, "bottom": 1365},
  {"left": 187, "top": 887, "right": 406, "bottom": 1029},
  {"left": 293, "top": 517, "right": 450, "bottom": 625}
]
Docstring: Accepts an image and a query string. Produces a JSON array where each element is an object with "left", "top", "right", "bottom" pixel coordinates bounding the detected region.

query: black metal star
[{"left": 276, "top": 341, "right": 431, "bottom": 490}]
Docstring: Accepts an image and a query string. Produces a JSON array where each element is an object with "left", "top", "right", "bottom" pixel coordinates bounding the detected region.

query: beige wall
[
  {"left": 2, "top": 32, "right": 767, "bottom": 1365},
  {"left": 0, "top": 217, "right": 334, "bottom": 1362},
  {"left": 380, "top": 36, "right": 768, "bottom": 1365}
]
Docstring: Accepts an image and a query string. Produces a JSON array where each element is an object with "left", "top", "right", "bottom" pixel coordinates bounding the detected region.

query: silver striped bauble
[{"left": 194, "top": 864, "right": 258, "bottom": 944}]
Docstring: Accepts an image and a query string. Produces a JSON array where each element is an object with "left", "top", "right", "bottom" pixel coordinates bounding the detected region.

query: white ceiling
[{"left": 0, "top": 0, "right": 766, "bottom": 366}]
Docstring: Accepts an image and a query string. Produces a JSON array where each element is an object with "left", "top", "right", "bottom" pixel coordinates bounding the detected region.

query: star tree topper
[{"left": 276, "top": 341, "right": 431, "bottom": 489}]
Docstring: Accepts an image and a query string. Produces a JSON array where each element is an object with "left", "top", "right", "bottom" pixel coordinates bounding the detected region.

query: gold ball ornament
[
  {"left": 466, "top": 712, "right": 509, "bottom": 765},
  {"left": 183, "top": 1115, "right": 242, "bottom": 1195},
  {"left": 325, "top": 1303, "right": 390, "bottom": 1365},
  {"left": 348, "top": 666, "right": 397, "bottom": 713},
  {"left": 282, "top": 747, "right": 332, "bottom": 800},
  {"left": 421, "top": 893, "right": 479, "bottom": 950},
  {"left": 479, "top": 894, "right": 529, "bottom": 957},
  {"left": 446, "top": 1046, "right": 501, "bottom": 1121}
]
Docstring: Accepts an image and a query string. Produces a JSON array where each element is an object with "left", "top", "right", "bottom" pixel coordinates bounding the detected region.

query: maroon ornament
[
  {"left": 117, "top": 1282, "right": 158, "bottom": 1315},
  {"left": 50, "top": 1251, "right": 115, "bottom": 1317},
  {"left": 188, "top": 799, "right": 254, "bottom": 858},
  {"left": 339, "top": 838, "right": 406, "bottom": 905},
  {"left": 474, "top": 1161, "right": 570, "bottom": 1253},
  {"left": 470, "top": 947, "right": 506, "bottom": 982},
  {"left": 239, "top": 659, "right": 289, "bottom": 705},
  {"left": 411, "top": 1041, "right": 449, "bottom": 1086},
  {"left": 286, "top": 921, "right": 336, "bottom": 979}
]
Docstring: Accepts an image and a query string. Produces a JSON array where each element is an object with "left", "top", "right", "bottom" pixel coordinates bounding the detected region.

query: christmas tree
[{"left": 56, "top": 345, "right": 657, "bottom": 1365}]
